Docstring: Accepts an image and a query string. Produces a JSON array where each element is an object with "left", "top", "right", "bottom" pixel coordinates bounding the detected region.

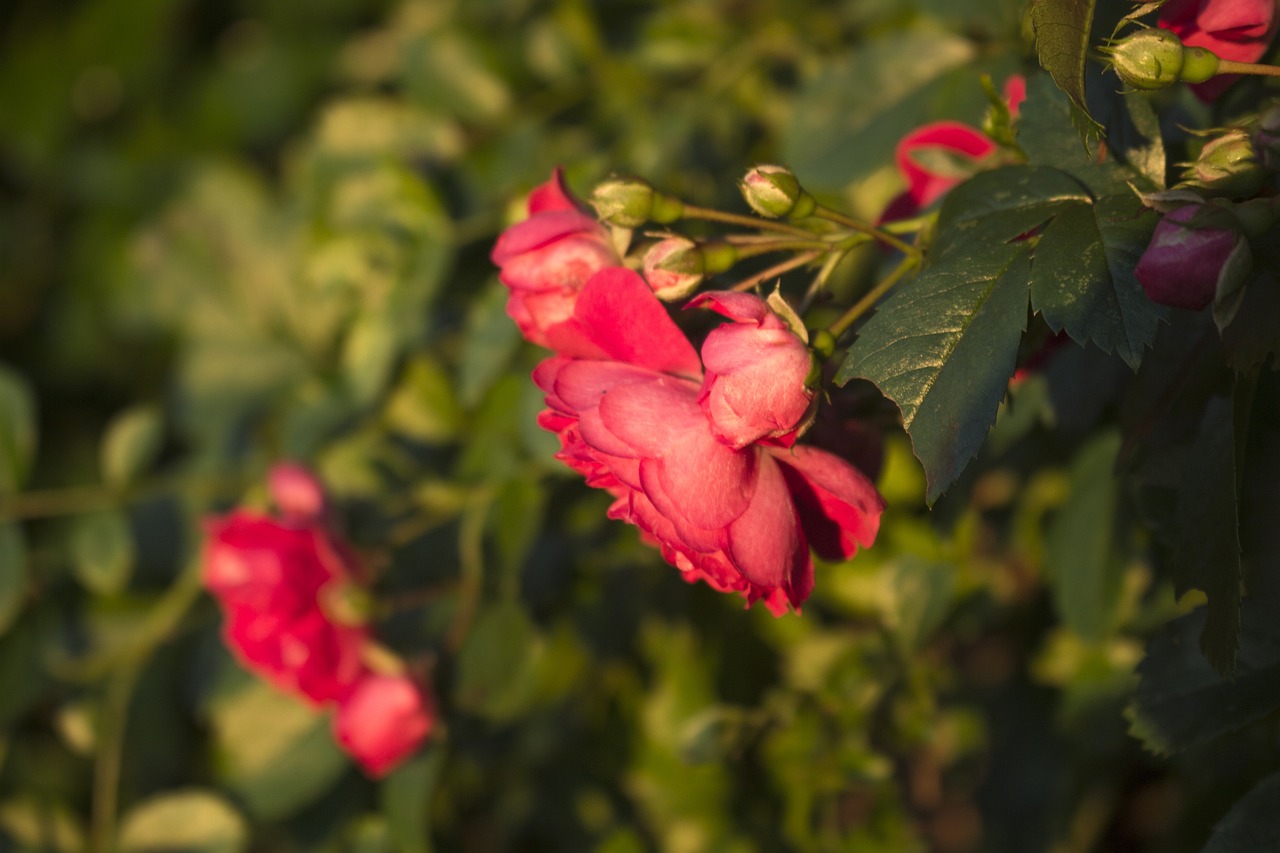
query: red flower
[
  {"left": 1160, "top": 0, "right": 1279, "bottom": 101},
  {"left": 202, "top": 464, "right": 434, "bottom": 777},
  {"left": 533, "top": 268, "right": 883, "bottom": 614},
  {"left": 691, "top": 291, "right": 817, "bottom": 450},
  {"left": 203, "top": 511, "right": 369, "bottom": 705},
  {"left": 333, "top": 673, "right": 435, "bottom": 778},
  {"left": 1135, "top": 204, "right": 1245, "bottom": 310},
  {"left": 490, "top": 169, "right": 621, "bottom": 347},
  {"left": 880, "top": 76, "right": 1025, "bottom": 222}
]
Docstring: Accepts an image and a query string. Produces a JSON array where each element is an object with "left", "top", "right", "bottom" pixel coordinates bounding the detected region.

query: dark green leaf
[
  {"left": 0, "top": 522, "right": 26, "bottom": 636},
  {"left": 1222, "top": 271, "right": 1280, "bottom": 373},
  {"left": 1045, "top": 431, "right": 1125, "bottom": 642},
  {"left": 453, "top": 599, "right": 540, "bottom": 721},
  {"left": 1029, "top": 193, "right": 1163, "bottom": 370},
  {"left": 100, "top": 405, "right": 164, "bottom": 488},
  {"left": 933, "top": 166, "right": 1090, "bottom": 252},
  {"left": 839, "top": 242, "right": 1030, "bottom": 504},
  {"left": 382, "top": 746, "right": 445, "bottom": 853},
  {"left": 1128, "top": 598, "right": 1280, "bottom": 755},
  {"left": 1203, "top": 772, "right": 1280, "bottom": 853},
  {"left": 1172, "top": 395, "right": 1242, "bottom": 673},
  {"left": 1030, "top": 0, "right": 1099, "bottom": 129},
  {"left": 458, "top": 281, "right": 521, "bottom": 408},
  {"left": 0, "top": 364, "right": 37, "bottom": 495},
  {"left": 117, "top": 790, "right": 248, "bottom": 853}
]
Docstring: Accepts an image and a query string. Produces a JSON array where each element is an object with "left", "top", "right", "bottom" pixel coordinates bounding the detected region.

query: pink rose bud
[
  {"left": 1135, "top": 204, "right": 1245, "bottom": 310},
  {"left": 690, "top": 291, "right": 818, "bottom": 449},
  {"left": 333, "top": 673, "right": 435, "bottom": 778},
  {"left": 739, "top": 164, "right": 815, "bottom": 219},
  {"left": 643, "top": 237, "right": 705, "bottom": 301},
  {"left": 490, "top": 169, "right": 622, "bottom": 348},
  {"left": 1160, "top": 0, "right": 1279, "bottom": 100},
  {"left": 268, "top": 462, "right": 327, "bottom": 522}
]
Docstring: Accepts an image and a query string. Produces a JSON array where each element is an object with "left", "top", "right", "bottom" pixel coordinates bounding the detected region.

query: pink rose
[
  {"left": 267, "top": 461, "right": 328, "bottom": 522},
  {"left": 203, "top": 510, "right": 370, "bottom": 705},
  {"left": 533, "top": 268, "right": 883, "bottom": 614},
  {"left": 880, "top": 76, "right": 1025, "bottom": 222},
  {"left": 490, "top": 169, "right": 621, "bottom": 347},
  {"left": 333, "top": 673, "right": 435, "bottom": 778},
  {"left": 691, "top": 292, "right": 817, "bottom": 449},
  {"left": 1135, "top": 204, "right": 1245, "bottom": 310},
  {"left": 1160, "top": 0, "right": 1279, "bottom": 101}
]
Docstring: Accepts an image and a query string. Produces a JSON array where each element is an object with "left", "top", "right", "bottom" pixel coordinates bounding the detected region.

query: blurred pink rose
[
  {"left": 1135, "top": 204, "right": 1244, "bottom": 309},
  {"left": 203, "top": 510, "right": 369, "bottom": 705},
  {"left": 691, "top": 291, "right": 816, "bottom": 449},
  {"left": 490, "top": 168, "right": 621, "bottom": 347},
  {"left": 267, "top": 461, "right": 328, "bottom": 523},
  {"left": 333, "top": 673, "right": 435, "bottom": 778},
  {"left": 1160, "top": 0, "right": 1279, "bottom": 101},
  {"left": 534, "top": 268, "right": 883, "bottom": 614}
]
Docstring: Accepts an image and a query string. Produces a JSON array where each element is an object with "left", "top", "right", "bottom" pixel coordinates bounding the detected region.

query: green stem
[
  {"left": 445, "top": 490, "right": 492, "bottom": 652},
  {"left": 732, "top": 239, "right": 835, "bottom": 260},
  {"left": 813, "top": 205, "right": 921, "bottom": 257},
  {"left": 730, "top": 251, "right": 821, "bottom": 292},
  {"left": 1215, "top": 59, "right": 1280, "bottom": 78},
  {"left": 681, "top": 204, "right": 817, "bottom": 238},
  {"left": 0, "top": 469, "right": 252, "bottom": 521},
  {"left": 826, "top": 255, "right": 920, "bottom": 339},
  {"left": 88, "top": 559, "right": 204, "bottom": 853}
]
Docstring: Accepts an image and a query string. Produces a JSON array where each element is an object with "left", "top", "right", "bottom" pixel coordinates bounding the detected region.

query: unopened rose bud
[
  {"left": 268, "top": 462, "right": 327, "bottom": 522},
  {"left": 1104, "top": 27, "right": 1219, "bottom": 90},
  {"left": 643, "top": 237, "right": 706, "bottom": 301},
  {"left": 590, "top": 177, "right": 683, "bottom": 227},
  {"left": 1135, "top": 204, "right": 1247, "bottom": 310},
  {"left": 1180, "top": 129, "right": 1265, "bottom": 198},
  {"left": 739, "top": 164, "right": 816, "bottom": 219}
]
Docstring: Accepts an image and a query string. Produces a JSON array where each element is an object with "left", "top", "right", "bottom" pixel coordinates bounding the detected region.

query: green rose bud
[
  {"left": 1104, "top": 27, "right": 1219, "bottom": 90},
  {"left": 591, "top": 177, "right": 684, "bottom": 228},
  {"left": 1179, "top": 129, "right": 1266, "bottom": 198},
  {"left": 739, "top": 164, "right": 816, "bottom": 219}
]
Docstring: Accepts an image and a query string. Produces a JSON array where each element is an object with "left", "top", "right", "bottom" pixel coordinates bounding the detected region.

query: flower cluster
[
  {"left": 493, "top": 173, "right": 884, "bottom": 614},
  {"left": 202, "top": 463, "right": 434, "bottom": 777}
]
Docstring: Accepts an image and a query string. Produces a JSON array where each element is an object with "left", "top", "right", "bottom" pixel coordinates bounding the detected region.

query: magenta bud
[{"left": 1135, "top": 204, "right": 1245, "bottom": 310}]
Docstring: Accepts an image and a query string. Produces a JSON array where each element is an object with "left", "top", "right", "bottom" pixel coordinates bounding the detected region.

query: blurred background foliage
[{"left": 1, "top": 0, "right": 1277, "bottom": 851}]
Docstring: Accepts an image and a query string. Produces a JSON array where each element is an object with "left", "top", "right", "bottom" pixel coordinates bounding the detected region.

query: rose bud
[
  {"left": 1103, "top": 27, "right": 1219, "bottom": 90},
  {"left": 1180, "top": 129, "right": 1266, "bottom": 198},
  {"left": 1135, "top": 204, "right": 1247, "bottom": 310},
  {"left": 333, "top": 673, "right": 435, "bottom": 778},
  {"left": 739, "top": 164, "right": 816, "bottom": 219},
  {"left": 643, "top": 237, "right": 706, "bottom": 301},
  {"left": 268, "top": 462, "right": 328, "bottom": 523},
  {"left": 590, "top": 176, "right": 683, "bottom": 227}
]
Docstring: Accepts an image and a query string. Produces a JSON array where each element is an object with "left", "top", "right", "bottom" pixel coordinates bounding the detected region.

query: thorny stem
[
  {"left": 1216, "top": 59, "right": 1280, "bottom": 78},
  {"left": 681, "top": 204, "right": 817, "bottom": 238},
  {"left": 812, "top": 205, "right": 922, "bottom": 257},
  {"left": 826, "top": 255, "right": 920, "bottom": 339},
  {"left": 730, "top": 251, "right": 822, "bottom": 292}
]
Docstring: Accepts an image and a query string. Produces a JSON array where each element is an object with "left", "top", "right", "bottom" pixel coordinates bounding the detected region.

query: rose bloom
[
  {"left": 880, "top": 75, "right": 1025, "bottom": 222},
  {"left": 1160, "top": 0, "right": 1279, "bottom": 101},
  {"left": 203, "top": 510, "right": 370, "bottom": 705},
  {"left": 534, "top": 268, "right": 883, "bottom": 614},
  {"left": 490, "top": 168, "right": 621, "bottom": 347}
]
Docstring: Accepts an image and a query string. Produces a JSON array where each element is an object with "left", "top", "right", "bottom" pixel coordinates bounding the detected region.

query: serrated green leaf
[
  {"left": 1128, "top": 599, "right": 1280, "bottom": 755},
  {"left": 838, "top": 242, "right": 1030, "bottom": 504},
  {"left": 1173, "top": 394, "right": 1242, "bottom": 673},
  {"left": 382, "top": 746, "right": 445, "bottom": 853},
  {"left": 0, "top": 364, "right": 37, "bottom": 496},
  {"left": 101, "top": 405, "right": 164, "bottom": 488},
  {"left": 1030, "top": 194, "right": 1163, "bottom": 370},
  {"left": 0, "top": 522, "right": 27, "bottom": 637},
  {"left": 933, "top": 166, "right": 1090, "bottom": 253},
  {"left": 1045, "top": 431, "right": 1124, "bottom": 642},
  {"left": 1030, "top": 0, "right": 1099, "bottom": 130},
  {"left": 117, "top": 790, "right": 247, "bottom": 853},
  {"left": 70, "top": 509, "right": 135, "bottom": 596},
  {"left": 1203, "top": 771, "right": 1280, "bottom": 853}
]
